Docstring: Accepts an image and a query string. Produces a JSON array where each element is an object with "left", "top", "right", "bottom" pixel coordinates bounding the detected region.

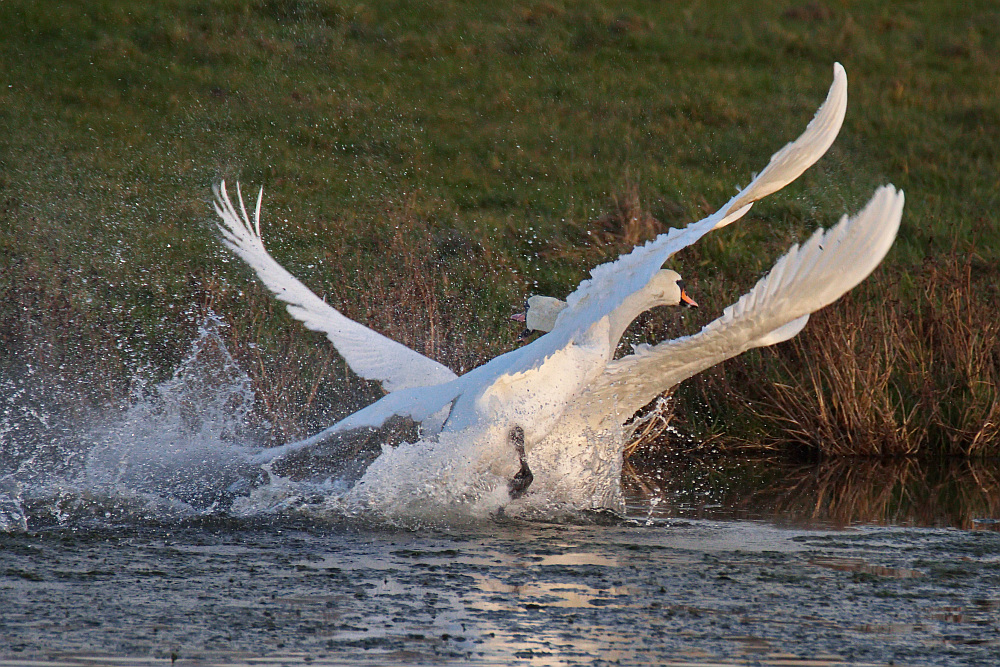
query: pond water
[
  {"left": 2, "top": 325, "right": 998, "bottom": 666},
  {"left": 1, "top": 496, "right": 998, "bottom": 666}
]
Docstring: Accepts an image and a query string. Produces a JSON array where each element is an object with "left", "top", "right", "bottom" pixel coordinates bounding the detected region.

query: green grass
[{"left": 2, "top": 0, "right": 998, "bottom": 452}]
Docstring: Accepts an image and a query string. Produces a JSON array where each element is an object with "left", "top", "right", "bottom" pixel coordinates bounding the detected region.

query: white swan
[
  {"left": 512, "top": 295, "right": 570, "bottom": 335},
  {"left": 212, "top": 64, "right": 904, "bottom": 515},
  {"left": 513, "top": 284, "right": 696, "bottom": 336}
]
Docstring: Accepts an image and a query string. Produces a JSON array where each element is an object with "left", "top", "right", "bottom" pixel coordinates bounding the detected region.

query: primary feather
[{"left": 214, "top": 181, "right": 457, "bottom": 393}]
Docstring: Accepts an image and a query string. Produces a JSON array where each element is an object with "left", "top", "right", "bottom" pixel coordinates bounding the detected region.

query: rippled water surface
[{"left": 3, "top": 505, "right": 1000, "bottom": 666}]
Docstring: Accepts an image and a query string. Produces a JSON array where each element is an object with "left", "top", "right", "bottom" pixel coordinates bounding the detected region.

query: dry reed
[{"left": 745, "top": 251, "right": 1000, "bottom": 457}]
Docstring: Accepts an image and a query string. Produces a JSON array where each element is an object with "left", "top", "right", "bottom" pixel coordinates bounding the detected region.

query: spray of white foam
[
  {"left": 1, "top": 316, "right": 630, "bottom": 532},
  {"left": 2, "top": 317, "right": 271, "bottom": 529},
  {"left": 79, "top": 316, "right": 260, "bottom": 508},
  {"left": 0, "top": 476, "right": 28, "bottom": 533}
]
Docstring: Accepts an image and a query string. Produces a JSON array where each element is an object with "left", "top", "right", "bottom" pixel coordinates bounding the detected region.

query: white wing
[
  {"left": 717, "top": 62, "right": 849, "bottom": 225},
  {"left": 214, "top": 182, "right": 458, "bottom": 393},
  {"left": 576, "top": 184, "right": 904, "bottom": 427},
  {"left": 245, "top": 379, "right": 466, "bottom": 463},
  {"left": 542, "top": 63, "right": 848, "bottom": 355}
]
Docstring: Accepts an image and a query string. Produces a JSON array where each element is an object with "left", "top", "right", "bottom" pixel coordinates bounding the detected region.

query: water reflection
[
  {"left": 471, "top": 574, "right": 641, "bottom": 609},
  {"left": 624, "top": 456, "right": 1000, "bottom": 530},
  {"left": 808, "top": 556, "right": 924, "bottom": 579}
]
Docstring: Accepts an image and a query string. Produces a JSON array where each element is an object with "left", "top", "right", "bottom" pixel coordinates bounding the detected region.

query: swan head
[{"left": 647, "top": 269, "right": 699, "bottom": 308}]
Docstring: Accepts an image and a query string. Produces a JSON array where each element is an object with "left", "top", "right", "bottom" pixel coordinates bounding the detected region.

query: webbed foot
[{"left": 507, "top": 425, "right": 533, "bottom": 500}]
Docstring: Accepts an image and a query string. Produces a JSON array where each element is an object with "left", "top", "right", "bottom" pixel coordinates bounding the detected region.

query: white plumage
[
  {"left": 212, "top": 64, "right": 903, "bottom": 515},
  {"left": 214, "top": 185, "right": 457, "bottom": 394},
  {"left": 520, "top": 295, "right": 569, "bottom": 334}
]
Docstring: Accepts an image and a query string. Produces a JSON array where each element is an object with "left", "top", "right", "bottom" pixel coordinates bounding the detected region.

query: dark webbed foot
[{"left": 507, "top": 425, "right": 533, "bottom": 500}]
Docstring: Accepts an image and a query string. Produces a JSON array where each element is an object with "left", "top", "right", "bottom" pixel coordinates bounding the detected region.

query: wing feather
[
  {"left": 545, "top": 64, "right": 849, "bottom": 355},
  {"left": 245, "top": 380, "right": 465, "bottom": 464},
  {"left": 575, "top": 184, "right": 904, "bottom": 427},
  {"left": 719, "top": 63, "right": 848, "bottom": 220},
  {"left": 213, "top": 182, "right": 458, "bottom": 393}
]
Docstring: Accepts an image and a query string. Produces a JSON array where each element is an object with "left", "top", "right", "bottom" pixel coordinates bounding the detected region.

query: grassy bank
[{"left": 2, "top": 0, "right": 998, "bottom": 456}]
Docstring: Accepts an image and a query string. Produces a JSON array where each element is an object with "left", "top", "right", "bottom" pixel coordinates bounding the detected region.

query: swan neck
[{"left": 606, "top": 290, "right": 664, "bottom": 354}]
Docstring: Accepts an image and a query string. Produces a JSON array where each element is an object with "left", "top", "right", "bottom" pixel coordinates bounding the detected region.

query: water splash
[
  {"left": 79, "top": 315, "right": 260, "bottom": 510},
  {"left": 1, "top": 315, "right": 631, "bottom": 532},
  {"left": 0, "top": 476, "right": 27, "bottom": 533},
  {"left": 3, "top": 317, "right": 266, "bottom": 530}
]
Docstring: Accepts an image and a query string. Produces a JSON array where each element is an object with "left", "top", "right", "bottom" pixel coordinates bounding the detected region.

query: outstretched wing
[
  {"left": 547, "top": 63, "right": 848, "bottom": 351},
  {"left": 717, "top": 62, "right": 849, "bottom": 225},
  {"left": 575, "top": 184, "right": 904, "bottom": 428},
  {"left": 214, "top": 182, "right": 458, "bottom": 393},
  {"left": 245, "top": 379, "right": 465, "bottom": 463}
]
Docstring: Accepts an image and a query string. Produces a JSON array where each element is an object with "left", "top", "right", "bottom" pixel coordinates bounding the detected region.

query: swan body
[
  {"left": 213, "top": 64, "right": 904, "bottom": 515},
  {"left": 516, "top": 295, "right": 568, "bottom": 334}
]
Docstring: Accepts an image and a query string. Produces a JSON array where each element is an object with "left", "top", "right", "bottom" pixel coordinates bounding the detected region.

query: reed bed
[
  {"left": 725, "top": 250, "right": 1000, "bottom": 458},
  {"left": 5, "top": 190, "right": 998, "bottom": 460}
]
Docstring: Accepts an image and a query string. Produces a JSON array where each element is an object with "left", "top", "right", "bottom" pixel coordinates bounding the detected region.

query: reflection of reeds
[
  {"left": 626, "top": 456, "right": 1000, "bottom": 529},
  {"left": 779, "top": 457, "right": 1000, "bottom": 529}
]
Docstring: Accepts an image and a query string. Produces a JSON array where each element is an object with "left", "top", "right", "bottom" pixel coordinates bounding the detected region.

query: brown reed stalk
[{"left": 744, "top": 250, "right": 1000, "bottom": 457}]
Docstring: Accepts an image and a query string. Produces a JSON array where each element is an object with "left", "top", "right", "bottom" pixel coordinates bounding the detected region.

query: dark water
[
  {"left": 2, "top": 487, "right": 999, "bottom": 667},
  {"left": 625, "top": 456, "right": 1000, "bottom": 531}
]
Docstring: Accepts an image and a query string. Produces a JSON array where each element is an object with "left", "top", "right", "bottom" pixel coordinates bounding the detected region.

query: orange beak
[{"left": 680, "top": 289, "right": 699, "bottom": 308}]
